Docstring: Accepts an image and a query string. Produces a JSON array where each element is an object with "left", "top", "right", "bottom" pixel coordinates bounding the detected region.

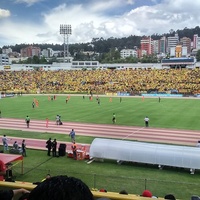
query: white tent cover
[{"left": 89, "top": 138, "right": 200, "bottom": 169}]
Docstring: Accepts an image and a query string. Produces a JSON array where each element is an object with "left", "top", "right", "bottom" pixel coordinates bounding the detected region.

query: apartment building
[
  {"left": 41, "top": 48, "right": 55, "bottom": 58},
  {"left": 120, "top": 49, "right": 137, "bottom": 58},
  {"left": 2, "top": 48, "right": 12, "bottom": 54},
  {"left": 0, "top": 54, "right": 10, "bottom": 65},
  {"left": 193, "top": 34, "right": 200, "bottom": 50},
  {"left": 159, "top": 36, "right": 167, "bottom": 54},
  {"left": 167, "top": 33, "right": 179, "bottom": 53},
  {"left": 20, "top": 46, "right": 41, "bottom": 58},
  {"left": 140, "top": 37, "right": 153, "bottom": 55},
  {"left": 152, "top": 40, "right": 159, "bottom": 54},
  {"left": 180, "top": 37, "right": 191, "bottom": 54}
]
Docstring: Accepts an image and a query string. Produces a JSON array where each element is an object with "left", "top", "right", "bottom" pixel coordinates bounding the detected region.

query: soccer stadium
[
  {"left": 1, "top": 66, "right": 200, "bottom": 200},
  {"left": 2, "top": 0, "right": 200, "bottom": 199}
]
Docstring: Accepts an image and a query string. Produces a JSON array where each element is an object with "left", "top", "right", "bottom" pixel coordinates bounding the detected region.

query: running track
[{"left": 0, "top": 118, "right": 200, "bottom": 154}]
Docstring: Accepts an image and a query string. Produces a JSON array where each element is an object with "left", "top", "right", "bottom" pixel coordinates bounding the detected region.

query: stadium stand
[{"left": 1, "top": 68, "right": 200, "bottom": 95}]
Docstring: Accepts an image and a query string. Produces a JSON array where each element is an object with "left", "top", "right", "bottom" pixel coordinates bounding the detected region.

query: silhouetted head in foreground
[
  {"left": 164, "top": 194, "right": 176, "bottom": 200},
  {"left": 28, "top": 175, "right": 94, "bottom": 200}
]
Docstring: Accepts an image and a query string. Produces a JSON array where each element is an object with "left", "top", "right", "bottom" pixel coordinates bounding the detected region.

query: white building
[
  {"left": 152, "top": 40, "right": 159, "bottom": 54},
  {"left": 41, "top": 48, "right": 55, "bottom": 58},
  {"left": 182, "top": 46, "right": 188, "bottom": 57},
  {"left": 141, "top": 49, "right": 147, "bottom": 57},
  {"left": 2, "top": 48, "right": 12, "bottom": 54},
  {"left": 0, "top": 54, "right": 10, "bottom": 65},
  {"left": 170, "top": 47, "right": 176, "bottom": 57},
  {"left": 170, "top": 46, "right": 188, "bottom": 57},
  {"left": 167, "top": 33, "right": 179, "bottom": 52},
  {"left": 120, "top": 49, "right": 137, "bottom": 59}
]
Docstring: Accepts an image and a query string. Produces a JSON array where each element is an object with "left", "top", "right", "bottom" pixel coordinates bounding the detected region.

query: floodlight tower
[{"left": 60, "top": 24, "right": 72, "bottom": 62}]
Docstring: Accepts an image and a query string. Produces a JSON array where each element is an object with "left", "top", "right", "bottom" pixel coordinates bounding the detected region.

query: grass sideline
[{"left": 1, "top": 95, "right": 200, "bottom": 200}]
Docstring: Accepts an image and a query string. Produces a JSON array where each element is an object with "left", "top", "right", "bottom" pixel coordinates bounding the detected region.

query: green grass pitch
[
  {"left": 1, "top": 95, "right": 200, "bottom": 130},
  {"left": 1, "top": 95, "right": 200, "bottom": 200}
]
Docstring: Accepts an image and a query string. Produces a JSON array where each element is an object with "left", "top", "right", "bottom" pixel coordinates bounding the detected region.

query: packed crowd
[{"left": 1, "top": 68, "right": 200, "bottom": 94}]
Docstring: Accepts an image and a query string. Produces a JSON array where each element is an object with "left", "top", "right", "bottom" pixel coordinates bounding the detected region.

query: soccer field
[
  {"left": 1, "top": 95, "right": 200, "bottom": 200},
  {"left": 1, "top": 95, "right": 200, "bottom": 130}
]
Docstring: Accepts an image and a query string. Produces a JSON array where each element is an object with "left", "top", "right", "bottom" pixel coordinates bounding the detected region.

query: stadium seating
[{"left": 1, "top": 69, "right": 200, "bottom": 94}]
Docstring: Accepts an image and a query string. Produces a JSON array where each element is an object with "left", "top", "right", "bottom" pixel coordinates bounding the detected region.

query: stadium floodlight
[{"left": 60, "top": 24, "right": 72, "bottom": 63}]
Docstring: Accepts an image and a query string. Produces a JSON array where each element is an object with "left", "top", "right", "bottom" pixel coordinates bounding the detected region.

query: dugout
[{"left": 89, "top": 138, "right": 200, "bottom": 173}]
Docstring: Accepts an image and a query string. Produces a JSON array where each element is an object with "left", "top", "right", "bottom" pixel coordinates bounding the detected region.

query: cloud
[
  {"left": 89, "top": 0, "right": 135, "bottom": 13},
  {"left": 126, "top": 0, "right": 135, "bottom": 5},
  {"left": 0, "top": 9, "right": 11, "bottom": 19},
  {"left": 0, "top": 0, "right": 200, "bottom": 46},
  {"left": 42, "top": 3, "right": 112, "bottom": 43},
  {"left": 122, "top": 0, "right": 200, "bottom": 35},
  {"left": 14, "top": 0, "right": 44, "bottom": 6},
  {"left": 41, "top": 2, "right": 140, "bottom": 43}
]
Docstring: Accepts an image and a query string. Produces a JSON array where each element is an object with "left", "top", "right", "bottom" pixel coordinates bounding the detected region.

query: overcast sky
[{"left": 0, "top": 0, "right": 200, "bottom": 47}]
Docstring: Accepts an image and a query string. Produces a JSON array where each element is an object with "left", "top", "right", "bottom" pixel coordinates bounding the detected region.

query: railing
[
  {"left": 0, "top": 181, "right": 165, "bottom": 200},
  {"left": 3, "top": 167, "right": 199, "bottom": 200}
]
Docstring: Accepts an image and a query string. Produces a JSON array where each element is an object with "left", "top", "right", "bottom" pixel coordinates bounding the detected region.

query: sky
[{"left": 0, "top": 0, "right": 200, "bottom": 47}]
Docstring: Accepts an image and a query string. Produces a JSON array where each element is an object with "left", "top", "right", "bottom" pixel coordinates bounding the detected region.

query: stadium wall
[{"left": 0, "top": 62, "right": 164, "bottom": 71}]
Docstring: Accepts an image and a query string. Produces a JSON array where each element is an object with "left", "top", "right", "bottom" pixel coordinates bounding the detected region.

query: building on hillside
[
  {"left": 193, "top": 34, "right": 200, "bottom": 50},
  {"left": 180, "top": 37, "right": 191, "bottom": 54},
  {"left": 159, "top": 36, "right": 167, "bottom": 54},
  {"left": 137, "top": 49, "right": 148, "bottom": 58},
  {"left": 8, "top": 51, "right": 20, "bottom": 58},
  {"left": 41, "top": 48, "right": 55, "bottom": 58},
  {"left": 167, "top": 33, "right": 179, "bottom": 53},
  {"left": 0, "top": 54, "right": 10, "bottom": 65},
  {"left": 181, "top": 46, "right": 188, "bottom": 57},
  {"left": 81, "top": 51, "right": 95, "bottom": 56},
  {"left": 20, "top": 46, "right": 41, "bottom": 58},
  {"left": 140, "top": 37, "right": 153, "bottom": 56},
  {"left": 120, "top": 49, "right": 137, "bottom": 59},
  {"left": 32, "top": 46, "right": 41, "bottom": 57},
  {"left": 9, "top": 57, "right": 27, "bottom": 64},
  {"left": 170, "top": 45, "right": 187, "bottom": 58},
  {"left": 52, "top": 50, "right": 61, "bottom": 57},
  {"left": 2, "top": 48, "right": 12, "bottom": 54},
  {"left": 152, "top": 40, "right": 159, "bottom": 55},
  {"left": 170, "top": 47, "right": 176, "bottom": 57},
  {"left": 193, "top": 34, "right": 198, "bottom": 49}
]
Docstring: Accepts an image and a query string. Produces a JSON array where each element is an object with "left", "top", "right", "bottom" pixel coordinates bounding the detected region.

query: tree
[
  {"left": 125, "top": 56, "right": 139, "bottom": 63},
  {"left": 26, "top": 57, "right": 32, "bottom": 64},
  {"left": 140, "top": 54, "right": 158, "bottom": 63},
  {"left": 39, "top": 56, "right": 48, "bottom": 64},
  {"left": 32, "top": 55, "right": 40, "bottom": 64},
  {"left": 196, "top": 50, "right": 200, "bottom": 62}
]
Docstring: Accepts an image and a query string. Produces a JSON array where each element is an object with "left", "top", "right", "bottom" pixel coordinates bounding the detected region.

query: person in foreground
[
  {"left": 0, "top": 188, "right": 30, "bottom": 200},
  {"left": 21, "top": 175, "right": 94, "bottom": 200}
]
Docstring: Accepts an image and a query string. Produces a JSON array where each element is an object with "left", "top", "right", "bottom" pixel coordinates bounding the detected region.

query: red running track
[{"left": 0, "top": 118, "right": 200, "bottom": 153}]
